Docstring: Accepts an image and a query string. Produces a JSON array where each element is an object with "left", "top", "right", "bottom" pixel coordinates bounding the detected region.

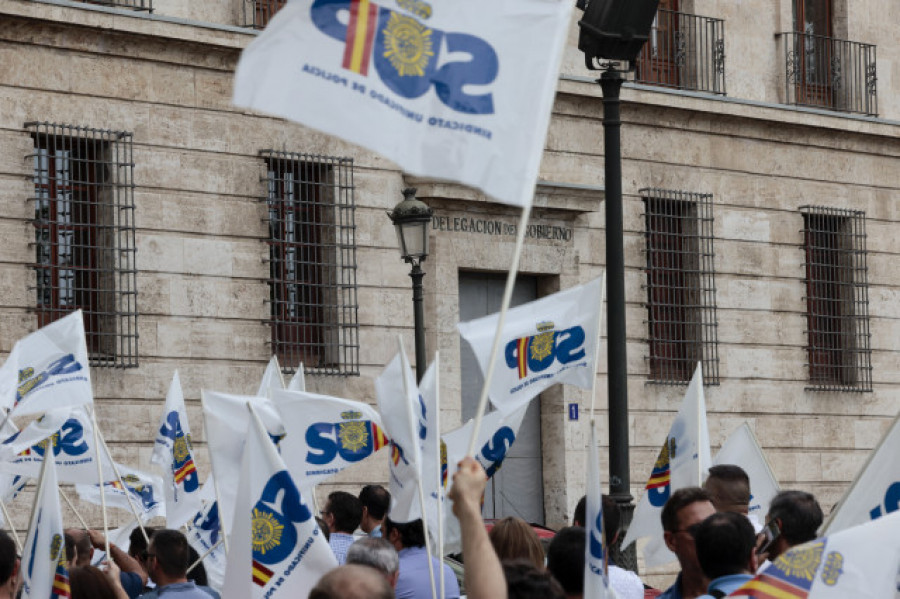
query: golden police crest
[
  {"left": 252, "top": 507, "right": 284, "bottom": 556},
  {"left": 821, "top": 551, "right": 844, "bottom": 586},
  {"left": 773, "top": 541, "right": 825, "bottom": 582},
  {"left": 339, "top": 421, "right": 369, "bottom": 452},
  {"left": 530, "top": 322, "right": 556, "bottom": 363},
  {"left": 50, "top": 534, "right": 62, "bottom": 561},
  {"left": 173, "top": 433, "right": 192, "bottom": 463},
  {"left": 383, "top": 12, "right": 434, "bottom": 77}
]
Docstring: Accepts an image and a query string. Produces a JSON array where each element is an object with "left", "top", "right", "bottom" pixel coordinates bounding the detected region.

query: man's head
[
  {"left": 661, "top": 487, "right": 716, "bottom": 574},
  {"left": 324, "top": 491, "right": 363, "bottom": 535},
  {"left": 504, "top": 559, "right": 565, "bottom": 599},
  {"left": 358, "top": 485, "right": 391, "bottom": 534},
  {"left": 573, "top": 496, "right": 586, "bottom": 528},
  {"left": 695, "top": 512, "right": 757, "bottom": 580},
  {"left": 546, "top": 526, "right": 584, "bottom": 598},
  {"left": 704, "top": 464, "right": 751, "bottom": 515},
  {"left": 382, "top": 518, "right": 426, "bottom": 551},
  {"left": 345, "top": 537, "right": 399, "bottom": 588},
  {"left": 0, "top": 530, "right": 18, "bottom": 593},
  {"left": 147, "top": 529, "right": 192, "bottom": 585},
  {"left": 765, "top": 490, "right": 823, "bottom": 561},
  {"left": 309, "top": 564, "right": 394, "bottom": 599},
  {"left": 64, "top": 528, "right": 93, "bottom": 567}
]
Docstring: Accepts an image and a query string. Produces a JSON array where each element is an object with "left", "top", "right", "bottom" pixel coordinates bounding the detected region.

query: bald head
[{"left": 309, "top": 564, "right": 393, "bottom": 599}]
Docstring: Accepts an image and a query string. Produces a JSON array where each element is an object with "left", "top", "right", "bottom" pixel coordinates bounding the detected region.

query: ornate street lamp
[{"left": 388, "top": 187, "right": 433, "bottom": 382}]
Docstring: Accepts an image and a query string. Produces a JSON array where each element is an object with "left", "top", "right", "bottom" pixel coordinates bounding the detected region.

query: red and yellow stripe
[
  {"left": 342, "top": 0, "right": 378, "bottom": 75},
  {"left": 52, "top": 573, "right": 71, "bottom": 598},
  {"left": 372, "top": 423, "right": 389, "bottom": 451},
  {"left": 729, "top": 574, "right": 809, "bottom": 599},
  {"left": 252, "top": 560, "right": 274, "bottom": 587},
  {"left": 516, "top": 337, "right": 529, "bottom": 379},
  {"left": 175, "top": 460, "right": 197, "bottom": 484},
  {"left": 646, "top": 470, "right": 670, "bottom": 490}
]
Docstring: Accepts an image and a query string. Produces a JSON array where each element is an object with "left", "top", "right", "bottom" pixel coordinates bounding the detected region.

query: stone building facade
[{"left": 1, "top": 0, "right": 899, "bottom": 583}]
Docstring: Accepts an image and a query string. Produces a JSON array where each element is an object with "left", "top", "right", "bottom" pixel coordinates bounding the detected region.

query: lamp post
[{"left": 388, "top": 188, "right": 433, "bottom": 383}]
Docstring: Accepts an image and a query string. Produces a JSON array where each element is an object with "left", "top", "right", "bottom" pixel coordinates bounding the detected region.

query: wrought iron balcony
[
  {"left": 244, "top": 0, "right": 287, "bottom": 29},
  {"left": 779, "top": 32, "right": 877, "bottom": 116},
  {"left": 633, "top": 10, "right": 725, "bottom": 95}
]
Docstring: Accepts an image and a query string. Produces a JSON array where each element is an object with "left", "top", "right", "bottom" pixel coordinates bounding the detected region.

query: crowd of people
[{"left": 0, "top": 458, "right": 823, "bottom": 599}]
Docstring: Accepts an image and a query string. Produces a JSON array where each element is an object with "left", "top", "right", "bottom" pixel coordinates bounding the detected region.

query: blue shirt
[
  {"left": 120, "top": 571, "right": 143, "bottom": 599},
  {"left": 697, "top": 573, "right": 754, "bottom": 599},
  {"left": 657, "top": 573, "right": 684, "bottom": 599},
  {"left": 395, "top": 546, "right": 460, "bottom": 599},
  {"left": 137, "top": 581, "right": 220, "bottom": 598},
  {"left": 329, "top": 532, "right": 355, "bottom": 565}
]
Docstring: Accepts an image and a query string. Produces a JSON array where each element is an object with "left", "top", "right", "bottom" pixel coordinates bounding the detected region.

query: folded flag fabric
[
  {"left": 75, "top": 464, "right": 165, "bottom": 522},
  {"left": 584, "top": 420, "right": 612, "bottom": 598},
  {"left": 256, "top": 356, "right": 285, "bottom": 400}
]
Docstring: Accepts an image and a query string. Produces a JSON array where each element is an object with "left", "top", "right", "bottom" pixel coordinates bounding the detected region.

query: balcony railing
[
  {"left": 243, "top": 0, "right": 287, "bottom": 29},
  {"left": 780, "top": 32, "right": 877, "bottom": 116},
  {"left": 634, "top": 10, "right": 725, "bottom": 95},
  {"left": 81, "top": 0, "right": 151, "bottom": 10}
]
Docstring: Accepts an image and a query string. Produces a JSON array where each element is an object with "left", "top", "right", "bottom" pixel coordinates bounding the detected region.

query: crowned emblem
[
  {"left": 382, "top": 12, "right": 434, "bottom": 77},
  {"left": 821, "top": 551, "right": 844, "bottom": 586},
  {"left": 530, "top": 325, "right": 555, "bottom": 362},
  {"left": 773, "top": 541, "right": 825, "bottom": 583},
  {"left": 173, "top": 433, "right": 192, "bottom": 463},
  {"left": 50, "top": 534, "right": 62, "bottom": 562},
  {"left": 252, "top": 508, "right": 284, "bottom": 555},
  {"left": 339, "top": 421, "right": 369, "bottom": 452}
]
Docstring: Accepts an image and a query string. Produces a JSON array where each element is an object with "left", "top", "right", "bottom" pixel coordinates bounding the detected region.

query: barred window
[
  {"left": 801, "top": 207, "right": 871, "bottom": 391},
  {"left": 27, "top": 122, "right": 138, "bottom": 367},
  {"left": 262, "top": 151, "right": 358, "bottom": 375},
  {"left": 244, "top": 0, "right": 287, "bottom": 29},
  {"left": 642, "top": 188, "right": 719, "bottom": 384},
  {"left": 81, "top": 0, "right": 152, "bottom": 11}
]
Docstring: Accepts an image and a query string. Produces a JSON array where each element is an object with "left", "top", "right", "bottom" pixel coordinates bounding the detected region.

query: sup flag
[
  {"left": 584, "top": 420, "right": 612, "bottom": 599},
  {"left": 233, "top": 0, "right": 572, "bottom": 209},
  {"left": 185, "top": 498, "right": 226, "bottom": 591},
  {"left": 713, "top": 423, "right": 780, "bottom": 530},
  {"left": 0, "top": 405, "right": 115, "bottom": 485},
  {"left": 152, "top": 371, "right": 203, "bottom": 528},
  {"left": 75, "top": 465, "right": 165, "bottom": 522},
  {"left": 821, "top": 410, "right": 900, "bottom": 535},
  {"left": 731, "top": 510, "right": 900, "bottom": 599},
  {"left": 273, "top": 389, "right": 389, "bottom": 490},
  {"left": 220, "top": 404, "right": 336, "bottom": 599},
  {"left": 458, "top": 277, "right": 603, "bottom": 414},
  {"left": 21, "top": 452, "right": 71, "bottom": 599},
  {"left": 202, "top": 390, "right": 285, "bottom": 534},
  {"left": 622, "top": 364, "right": 711, "bottom": 567},
  {"left": 257, "top": 356, "right": 285, "bottom": 399},
  {"left": 0, "top": 310, "right": 92, "bottom": 417}
]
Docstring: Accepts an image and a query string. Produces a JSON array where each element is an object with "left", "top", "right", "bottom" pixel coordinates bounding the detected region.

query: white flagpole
[
  {"left": 200, "top": 392, "right": 229, "bottom": 555},
  {"left": 697, "top": 362, "right": 704, "bottom": 485},
  {"left": 88, "top": 405, "right": 111, "bottom": 558},
  {"left": 588, "top": 271, "right": 607, "bottom": 421},
  {"left": 434, "top": 352, "right": 445, "bottom": 599},
  {"left": 96, "top": 432, "right": 150, "bottom": 544},
  {"left": 59, "top": 487, "right": 89, "bottom": 530},
  {"left": 466, "top": 201, "right": 532, "bottom": 457},
  {"left": 186, "top": 537, "right": 224, "bottom": 575},
  {"left": 0, "top": 498, "right": 22, "bottom": 552},
  {"left": 398, "top": 337, "right": 438, "bottom": 599}
]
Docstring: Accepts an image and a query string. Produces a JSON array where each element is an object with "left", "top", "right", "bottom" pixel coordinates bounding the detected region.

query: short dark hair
[
  {"left": 706, "top": 464, "right": 751, "bottom": 508},
  {"left": 573, "top": 495, "right": 586, "bottom": 527},
  {"left": 661, "top": 487, "right": 713, "bottom": 533},
  {"left": 695, "top": 512, "right": 756, "bottom": 579},
  {"left": 602, "top": 495, "right": 621, "bottom": 546},
  {"left": 66, "top": 529, "right": 93, "bottom": 567},
  {"left": 185, "top": 544, "right": 209, "bottom": 586},
  {"left": 64, "top": 533, "right": 77, "bottom": 566},
  {"left": 546, "top": 526, "right": 584, "bottom": 595},
  {"left": 359, "top": 485, "right": 391, "bottom": 521},
  {"left": 503, "top": 559, "right": 565, "bottom": 599},
  {"left": 767, "top": 490, "right": 823, "bottom": 546},
  {"left": 327, "top": 491, "right": 363, "bottom": 534},
  {"left": 382, "top": 518, "right": 426, "bottom": 548},
  {"left": 129, "top": 526, "right": 155, "bottom": 560},
  {"left": 0, "top": 530, "right": 17, "bottom": 586},
  {"left": 69, "top": 565, "right": 120, "bottom": 599},
  {"left": 149, "top": 529, "right": 191, "bottom": 579}
]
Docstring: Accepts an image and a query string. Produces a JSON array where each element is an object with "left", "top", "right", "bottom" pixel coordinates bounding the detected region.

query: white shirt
[{"left": 609, "top": 564, "right": 645, "bottom": 599}]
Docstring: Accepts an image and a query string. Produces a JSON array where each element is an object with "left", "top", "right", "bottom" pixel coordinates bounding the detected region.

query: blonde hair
[{"left": 488, "top": 517, "right": 544, "bottom": 569}]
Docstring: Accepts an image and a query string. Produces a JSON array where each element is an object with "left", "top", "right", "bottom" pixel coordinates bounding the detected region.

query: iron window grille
[
  {"left": 79, "top": 0, "right": 152, "bottom": 11},
  {"left": 243, "top": 0, "right": 286, "bottom": 29},
  {"left": 262, "top": 150, "right": 359, "bottom": 376},
  {"left": 800, "top": 207, "right": 872, "bottom": 392},
  {"left": 642, "top": 188, "right": 719, "bottom": 385},
  {"left": 634, "top": 8, "right": 726, "bottom": 95},
  {"left": 26, "top": 122, "right": 138, "bottom": 368}
]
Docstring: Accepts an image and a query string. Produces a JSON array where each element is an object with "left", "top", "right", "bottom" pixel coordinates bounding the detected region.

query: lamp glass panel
[{"left": 400, "top": 220, "right": 428, "bottom": 259}]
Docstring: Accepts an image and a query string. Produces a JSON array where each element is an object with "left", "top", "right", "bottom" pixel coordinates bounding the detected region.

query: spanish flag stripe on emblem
[
  {"left": 342, "top": 0, "right": 378, "bottom": 75},
  {"left": 372, "top": 423, "right": 389, "bottom": 451},
  {"left": 516, "top": 337, "right": 528, "bottom": 379},
  {"left": 252, "top": 559, "right": 274, "bottom": 587},
  {"left": 645, "top": 473, "right": 670, "bottom": 489},
  {"left": 729, "top": 574, "right": 809, "bottom": 599},
  {"left": 174, "top": 460, "right": 197, "bottom": 483},
  {"left": 52, "top": 573, "right": 71, "bottom": 598}
]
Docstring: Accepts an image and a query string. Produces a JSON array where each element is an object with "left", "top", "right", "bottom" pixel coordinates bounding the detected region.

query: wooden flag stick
[
  {"left": 587, "top": 271, "right": 607, "bottom": 422},
  {"left": 59, "top": 487, "right": 89, "bottom": 530},
  {"left": 186, "top": 537, "right": 223, "bottom": 575},
  {"left": 434, "top": 352, "right": 446, "bottom": 599},
  {"left": 88, "top": 405, "right": 111, "bottom": 559},
  {"left": 96, "top": 431, "right": 150, "bottom": 544},
  {"left": 0, "top": 499, "right": 22, "bottom": 553}
]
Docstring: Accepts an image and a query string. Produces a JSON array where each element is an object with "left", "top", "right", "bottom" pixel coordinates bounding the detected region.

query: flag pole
[
  {"left": 588, "top": 271, "right": 607, "bottom": 422},
  {"left": 59, "top": 487, "right": 89, "bottom": 530},
  {"left": 88, "top": 405, "right": 111, "bottom": 558},
  {"left": 398, "top": 337, "right": 438, "bottom": 599},
  {"left": 200, "top": 392, "right": 229, "bottom": 555},
  {"left": 0, "top": 498, "right": 22, "bottom": 553},
  {"left": 96, "top": 431, "right": 150, "bottom": 544},
  {"left": 23, "top": 439, "right": 52, "bottom": 550},
  {"left": 466, "top": 201, "right": 532, "bottom": 457},
  {"left": 186, "top": 537, "right": 223, "bottom": 575},
  {"left": 434, "top": 351, "right": 445, "bottom": 599},
  {"left": 697, "top": 362, "right": 704, "bottom": 486}
]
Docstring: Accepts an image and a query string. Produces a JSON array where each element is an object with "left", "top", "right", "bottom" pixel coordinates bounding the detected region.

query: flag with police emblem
[
  {"left": 273, "top": 389, "right": 389, "bottom": 490},
  {"left": 732, "top": 510, "right": 900, "bottom": 598},
  {"left": 21, "top": 450, "right": 71, "bottom": 599},
  {"left": 621, "top": 364, "right": 711, "bottom": 567},
  {"left": 186, "top": 498, "right": 226, "bottom": 592},
  {"left": 233, "top": 0, "right": 572, "bottom": 209},
  {"left": 75, "top": 464, "right": 165, "bottom": 522},
  {"left": 221, "top": 403, "right": 336, "bottom": 599},
  {"left": 152, "top": 371, "right": 203, "bottom": 528},
  {"left": 584, "top": 420, "right": 612, "bottom": 598},
  {"left": 0, "top": 405, "right": 115, "bottom": 485},
  {"left": 0, "top": 310, "right": 92, "bottom": 417},
  {"left": 457, "top": 277, "right": 603, "bottom": 414},
  {"left": 202, "top": 390, "right": 285, "bottom": 534},
  {"left": 375, "top": 347, "right": 426, "bottom": 523},
  {"left": 257, "top": 356, "right": 285, "bottom": 399}
]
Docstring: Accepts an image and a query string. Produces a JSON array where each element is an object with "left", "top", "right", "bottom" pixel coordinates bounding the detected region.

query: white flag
[
  {"left": 20, "top": 453, "right": 71, "bottom": 599},
  {"left": 0, "top": 406, "right": 115, "bottom": 484},
  {"left": 202, "top": 390, "right": 285, "bottom": 531},
  {"left": 287, "top": 366, "right": 306, "bottom": 393},
  {"left": 375, "top": 349, "right": 425, "bottom": 523},
  {"left": 233, "top": 0, "right": 572, "bottom": 209},
  {"left": 0, "top": 419, "right": 27, "bottom": 506},
  {"left": 822, "top": 410, "right": 900, "bottom": 534},
  {"left": 221, "top": 405, "right": 336, "bottom": 599},
  {"left": 621, "top": 364, "right": 711, "bottom": 567},
  {"left": 713, "top": 423, "right": 780, "bottom": 524},
  {"left": 0, "top": 310, "right": 92, "bottom": 417},
  {"left": 151, "top": 371, "right": 203, "bottom": 528},
  {"left": 257, "top": 356, "right": 285, "bottom": 399},
  {"left": 186, "top": 499, "right": 226, "bottom": 591},
  {"left": 273, "top": 389, "right": 389, "bottom": 490},
  {"left": 584, "top": 420, "right": 612, "bottom": 598},
  {"left": 457, "top": 277, "right": 603, "bottom": 413},
  {"left": 418, "top": 359, "right": 443, "bottom": 542},
  {"left": 730, "top": 511, "right": 900, "bottom": 598},
  {"left": 75, "top": 464, "right": 165, "bottom": 522}
]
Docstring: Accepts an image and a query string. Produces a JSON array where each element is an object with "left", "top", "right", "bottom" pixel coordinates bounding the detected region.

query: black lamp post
[
  {"left": 388, "top": 188, "right": 433, "bottom": 383},
  {"left": 576, "top": 0, "right": 660, "bottom": 572}
]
